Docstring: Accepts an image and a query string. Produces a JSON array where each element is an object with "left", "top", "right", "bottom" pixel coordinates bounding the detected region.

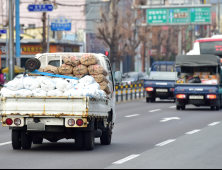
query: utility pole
[
  {"left": 47, "top": 14, "right": 50, "bottom": 53},
  {"left": 9, "top": 0, "right": 14, "bottom": 80},
  {"left": 218, "top": 0, "right": 220, "bottom": 34},
  {"left": 42, "top": 0, "right": 47, "bottom": 53}
]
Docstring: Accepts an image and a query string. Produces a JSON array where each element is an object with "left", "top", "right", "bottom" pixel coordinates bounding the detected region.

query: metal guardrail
[{"left": 115, "top": 80, "right": 146, "bottom": 103}]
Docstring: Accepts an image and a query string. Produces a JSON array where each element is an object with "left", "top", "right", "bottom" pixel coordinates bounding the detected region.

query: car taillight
[
  {"left": 6, "top": 118, "right": 13, "bottom": 126},
  {"left": 14, "top": 118, "right": 21, "bottom": 126},
  {"left": 170, "top": 88, "right": 174, "bottom": 92},
  {"left": 76, "top": 119, "right": 84, "bottom": 126},
  {"left": 68, "top": 119, "right": 75, "bottom": 126},
  {"left": 146, "top": 87, "right": 154, "bottom": 92},
  {"left": 176, "top": 94, "right": 186, "bottom": 99},
  {"left": 207, "top": 94, "right": 217, "bottom": 99}
]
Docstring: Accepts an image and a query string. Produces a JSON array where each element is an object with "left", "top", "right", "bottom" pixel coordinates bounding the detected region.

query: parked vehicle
[
  {"left": 151, "top": 61, "right": 176, "bottom": 72},
  {"left": 174, "top": 54, "right": 222, "bottom": 110},
  {"left": 1, "top": 53, "right": 122, "bottom": 150},
  {"left": 122, "top": 72, "right": 147, "bottom": 85},
  {"left": 143, "top": 71, "right": 177, "bottom": 102}
]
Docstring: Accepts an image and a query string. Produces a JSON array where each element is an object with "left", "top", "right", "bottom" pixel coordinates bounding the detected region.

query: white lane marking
[
  {"left": 160, "top": 117, "right": 180, "bottom": 122},
  {"left": 170, "top": 106, "right": 176, "bottom": 108},
  {"left": 155, "top": 139, "right": 176, "bottom": 147},
  {"left": 208, "top": 122, "right": 220, "bottom": 126},
  {"left": 112, "top": 154, "right": 140, "bottom": 165},
  {"left": 125, "top": 114, "right": 140, "bottom": 118},
  {"left": 149, "top": 109, "right": 161, "bottom": 113},
  {"left": 0, "top": 141, "right": 12, "bottom": 146},
  {"left": 185, "top": 129, "right": 201, "bottom": 135}
]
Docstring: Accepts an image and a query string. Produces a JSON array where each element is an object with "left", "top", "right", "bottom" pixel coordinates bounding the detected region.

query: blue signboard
[
  {"left": 28, "top": 4, "right": 53, "bottom": 12},
  {"left": 51, "top": 16, "right": 72, "bottom": 31},
  {"left": 0, "top": 30, "right": 7, "bottom": 34}
]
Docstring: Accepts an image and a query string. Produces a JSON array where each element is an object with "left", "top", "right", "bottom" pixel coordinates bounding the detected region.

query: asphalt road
[{"left": 1, "top": 99, "right": 222, "bottom": 169}]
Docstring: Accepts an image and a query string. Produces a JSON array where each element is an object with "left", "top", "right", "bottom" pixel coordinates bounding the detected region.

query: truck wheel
[
  {"left": 216, "top": 106, "right": 220, "bottom": 111},
  {"left": 84, "top": 130, "right": 95, "bottom": 150},
  {"left": 181, "top": 106, "right": 186, "bottom": 110},
  {"left": 211, "top": 106, "right": 215, "bottom": 110},
  {"left": 25, "top": 58, "right": 39, "bottom": 72},
  {"left": 151, "top": 98, "right": 155, "bottom": 102},
  {"left": 100, "top": 123, "right": 112, "bottom": 145},
  {"left": 75, "top": 131, "right": 84, "bottom": 150},
  {"left": 21, "top": 131, "right": 32, "bottom": 150},
  {"left": 176, "top": 106, "right": 180, "bottom": 110},
  {"left": 146, "top": 98, "right": 150, "bottom": 103},
  {"left": 32, "top": 137, "right": 43, "bottom": 144},
  {"left": 12, "top": 130, "right": 21, "bottom": 150},
  {"left": 33, "top": 58, "right": 41, "bottom": 69}
]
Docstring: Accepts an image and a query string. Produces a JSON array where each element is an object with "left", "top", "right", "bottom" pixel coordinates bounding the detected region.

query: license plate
[
  {"left": 189, "top": 96, "right": 204, "bottom": 100},
  {"left": 156, "top": 89, "right": 168, "bottom": 92},
  {"left": 27, "top": 122, "right": 45, "bottom": 131}
]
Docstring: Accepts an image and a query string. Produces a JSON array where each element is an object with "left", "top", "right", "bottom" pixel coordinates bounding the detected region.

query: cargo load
[
  {"left": 58, "top": 64, "right": 73, "bottom": 75},
  {"left": 62, "top": 55, "right": 80, "bottom": 67},
  {"left": 88, "top": 64, "right": 108, "bottom": 76},
  {"left": 80, "top": 53, "right": 98, "bottom": 66},
  {"left": 44, "top": 65, "right": 59, "bottom": 74},
  {"left": 73, "top": 65, "right": 88, "bottom": 76}
]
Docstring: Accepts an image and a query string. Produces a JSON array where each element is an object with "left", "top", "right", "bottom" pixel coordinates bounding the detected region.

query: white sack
[
  {"left": 79, "top": 75, "right": 95, "bottom": 86},
  {"left": 56, "top": 79, "right": 74, "bottom": 92},
  {"left": 75, "top": 83, "right": 85, "bottom": 89},
  {"left": 5, "top": 78, "right": 24, "bottom": 91},
  {"left": 24, "top": 77, "right": 40, "bottom": 90},
  {"left": 32, "top": 88, "right": 47, "bottom": 96},
  {"left": 66, "top": 79, "right": 79, "bottom": 87},
  {"left": 85, "top": 82, "right": 100, "bottom": 90},
  {"left": 14, "top": 89, "right": 33, "bottom": 97},
  {"left": 1, "top": 88, "right": 16, "bottom": 97},
  {"left": 63, "top": 89, "right": 83, "bottom": 97},
  {"left": 47, "top": 90, "right": 63, "bottom": 96},
  {"left": 40, "top": 79, "right": 56, "bottom": 91}
]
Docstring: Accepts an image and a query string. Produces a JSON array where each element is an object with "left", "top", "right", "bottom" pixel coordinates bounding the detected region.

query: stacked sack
[
  {"left": 78, "top": 53, "right": 111, "bottom": 95},
  {"left": 1, "top": 75, "right": 107, "bottom": 100}
]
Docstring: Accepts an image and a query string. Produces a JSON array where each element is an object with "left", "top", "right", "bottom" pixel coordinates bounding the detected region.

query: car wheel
[
  {"left": 84, "top": 130, "right": 95, "bottom": 150},
  {"left": 25, "top": 58, "right": 39, "bottom": 72},
  {"left": 33, "top": 58, "right": 41, "bottom": 69},
  {"left": 176, "top": 106, "right": 181, "bottom": 110},
  {"left": 100, "top": 123, "right": 112, "bottom": 145}
]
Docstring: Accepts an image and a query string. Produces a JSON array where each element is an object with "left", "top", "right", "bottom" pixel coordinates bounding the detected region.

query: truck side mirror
[{"left": 115, "top": 71, "right": 122, "bottom": 84}]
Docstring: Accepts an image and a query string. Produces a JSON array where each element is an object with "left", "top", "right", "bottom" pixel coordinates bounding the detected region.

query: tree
[{"left": 96, "top": 0, "right": 125, "bottom": 71}]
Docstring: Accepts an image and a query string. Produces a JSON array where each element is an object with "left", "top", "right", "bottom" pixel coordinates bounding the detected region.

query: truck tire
[
  {"left": 211, "top": 106, "right": 215, "bottom": 110},
  {"left": 146, "top": 98, "right": 150, "bottom": 103},
  {"left": 181, "top": 106, "right": 186, "bottom": 110},
  {"left": 151, "top": 98, "right": 155, "bottom": 103},
  {"left": 84, "top": 130, "right": 95, "bottom": 150},
  {"left": 75, "top": 131, "right": 84, "bottom": 150},
  {"left": 216, "top": 106, "right": 220, "bottom": 111},
  {"left": 176, "top": 106, "right": 180, "bottom": 110},
  {"left": 32, "top": 137, "right": 43, "bottom": 144},
  {"left": 25, "top": 58, "right": 39, "bottom": 72},
  {"left": 21, "top": 131, "right": 32, "bottom": 150},
  {"left": 12, "top": 130, "right": 21, "bottom": 150},
  {"left": 33, "top": 58, "right": 41, "bottom": 69},
  {"left": 100, "top": 123, "right": 112, "bottom": 145}
]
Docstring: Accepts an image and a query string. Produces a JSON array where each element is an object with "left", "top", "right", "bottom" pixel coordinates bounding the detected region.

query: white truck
[{"left": 1, "top": 53, "right": 122, "bottom": 150}]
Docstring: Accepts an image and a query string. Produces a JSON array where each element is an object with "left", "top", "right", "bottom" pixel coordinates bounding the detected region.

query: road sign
[
  {"left": 0, "top": 30, "right": 7, "bottom": 34},
  {"left": 190, "top": 7, "right": 211, "bottom": 23},
  {"left": 28, "top": 4, "right": 53, "bottom": 12},
  {"left": 51, "top": 16, "right": 71, "bottom": 31},
  {"left": 169, "top": 8, "right": 189, "bottom": 24},
  {"left": 147, "top": 9, "right": 167, "bottom": 24},
  {"left": 146, "top": 5, "right": 211, "bottom": 26}
]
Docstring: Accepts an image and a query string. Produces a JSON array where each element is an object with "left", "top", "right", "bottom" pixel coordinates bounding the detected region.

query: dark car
[{"left": 122, "top": 72, "right": 147, "bottom": 85}]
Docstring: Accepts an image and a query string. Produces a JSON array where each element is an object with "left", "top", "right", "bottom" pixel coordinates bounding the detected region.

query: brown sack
[
  {"left": 44, "top": 65, "right": 59, "bottom": 74},
  {"left": 99, "top": 81, "right": 111, "bottom": 94},
  {"left": 58, "top": 64, "right": 73, "bottom": 75},
  {"left": 62, "top": 54, "right": 80, "bottom": 67},
  {"left": 73, "top": 65, "right": 88, "bottom": 76},
  {"left": 91, "top": 74, "right": 109, "bottom": 83},
  {"left": 75, "top": 74, "right": 84, "bottom": 79},
  {"left": 80, "top": 53, "right": 98, "bottom": 66},
  {"left": 28, "top": 68, "right": 44, "bottom": 76},
  {"left": 88, "top": 65, "right": 108, "bottom": 76},
  {"left": 63, "top": 74, "right": 74, "bottom": 77}
]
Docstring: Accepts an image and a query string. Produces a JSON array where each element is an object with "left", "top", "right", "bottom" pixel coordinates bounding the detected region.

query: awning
[
  {"left": 175, "top": 55, "right": 221, "bottom": 67},
  {"left": 2, "top": 65, "right": 25, "bottom": 73}
]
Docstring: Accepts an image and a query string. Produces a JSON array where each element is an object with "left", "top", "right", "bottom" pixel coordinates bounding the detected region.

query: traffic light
[{"left": 105, "top": 51, "right": 109, "bottom": 57}]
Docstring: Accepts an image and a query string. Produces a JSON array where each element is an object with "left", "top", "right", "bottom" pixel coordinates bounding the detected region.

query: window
[
  {"left": 49, "top": 60, "right": 64, "bottom": 67},
  {"left": 28, "top": 24, "right": 35, "bottom": 29}
]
